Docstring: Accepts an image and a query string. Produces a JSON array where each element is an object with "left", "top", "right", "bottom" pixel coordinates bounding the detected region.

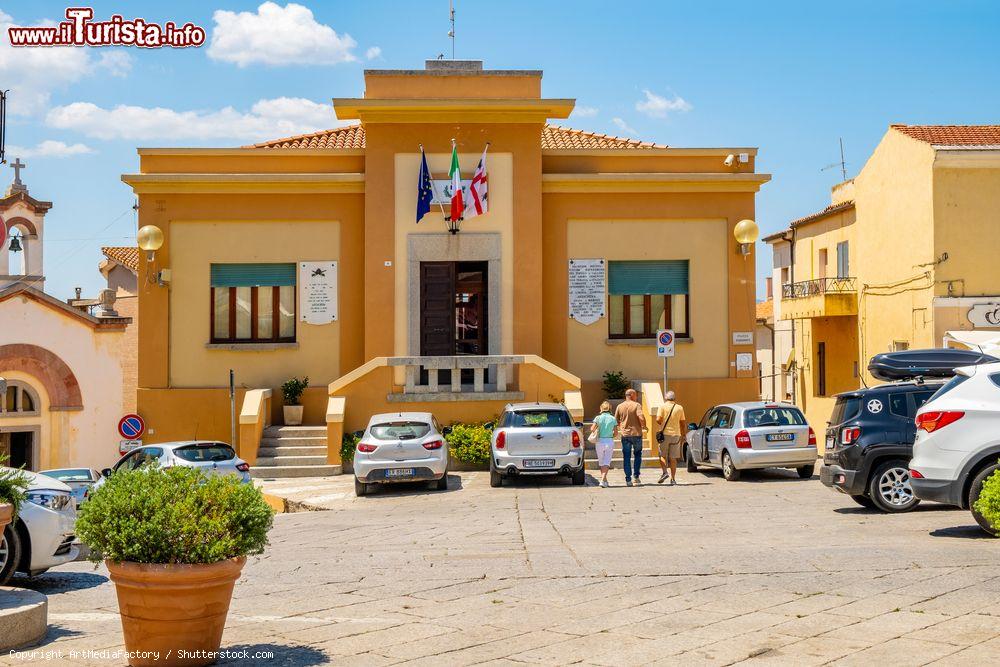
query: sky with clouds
[{"left": 2, "top": 0, "right": 999, "bottom": 301}]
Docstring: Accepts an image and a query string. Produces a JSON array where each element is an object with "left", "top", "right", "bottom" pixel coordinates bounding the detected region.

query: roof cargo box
[{"left": 868, "top": 348, "right": 999, "bottom": 381}]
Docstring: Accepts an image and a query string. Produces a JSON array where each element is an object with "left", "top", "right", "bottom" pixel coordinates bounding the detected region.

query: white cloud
[
  {"left": 635, "top": 89, "right": 692, "bottom": 118},
  {"left": 571, "top": 105, "right": 598, "bottom": 118},
  {"left": 7, "top": 140, "right": 94, "bottom": 158},
  {"left": 45, "top": 97, "right": 337, "bottom": 142},
  {"left": 208, "top": 2, "right": 357, "bottom": 67},
  {"left": 0, "top": 10, "right": 130, "bottom": 115},
  {"left": 611, "top": 117, "right": 638, "bottom": 136},
  {"left": 365, "top": 46, "right": 382, "bottom": 60}
]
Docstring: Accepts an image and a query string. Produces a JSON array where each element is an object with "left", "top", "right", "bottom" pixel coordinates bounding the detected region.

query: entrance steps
[
  {"left": 250, "top": 425, "right": 341, "bottom": 479},
  {"left": 582, "top": 423, "right": 664, "bottom": 469}
]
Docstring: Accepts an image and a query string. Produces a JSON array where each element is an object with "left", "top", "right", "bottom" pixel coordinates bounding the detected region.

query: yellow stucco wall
[{"left": 933, "top": 163, "right": 1000, "bottom": 299}]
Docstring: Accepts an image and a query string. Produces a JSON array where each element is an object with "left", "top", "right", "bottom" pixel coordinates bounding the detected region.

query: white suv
[{"left": 910, "top": 362, "right": 1000, "bottom": 534}]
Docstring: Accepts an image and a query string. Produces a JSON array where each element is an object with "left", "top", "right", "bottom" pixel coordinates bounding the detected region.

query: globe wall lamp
[
  {"left": 137, "top": 224, "right": 170, "bottom": 286},
  {"left": 734, "top": 219, "right": 759, "bottom": 256}
]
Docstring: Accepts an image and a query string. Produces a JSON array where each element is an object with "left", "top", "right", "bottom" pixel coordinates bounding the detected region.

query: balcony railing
[
  {"left": 390, "top": 355, "right": 521, "bottom": 400},
  {"left": 782, "top": 277, "right": 857, "bottom": 300}
]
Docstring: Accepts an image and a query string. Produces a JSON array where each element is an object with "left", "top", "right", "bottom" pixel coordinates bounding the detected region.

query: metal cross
[{"left": 10, "top": 157, "right": 24, "bottom": 185}]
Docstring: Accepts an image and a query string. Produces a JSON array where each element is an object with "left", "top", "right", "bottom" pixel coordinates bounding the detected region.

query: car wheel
[
  {"left": 354, "top": 477, "right": 369, "bottom": 497},
  {"left": 686, "top": 446, "right": 698, "bottom": 472},
  {"left": 869, "top": 460, "right": 920, "bottom": 513},
  {"left": 436, "top": 474, "right": 449, "bottom": 491},
  {"left": 571, "top": 467, "right": 586, "bottom": 486},
  {"left": 850, "top": 494, "right": 877, "bottom": 509},
  {"left": 797, "top": 463, "right": 816, "bottom": 479},
  {"left": 490, "top": 466, "right": 503, "bottom": 488},
  {"left": 722, "top": 451, "right": 741, "bottom": 481},
  {"left": 969, "top": 463, "right": 1000, "bottom": 536},
  {"left": 0, "top": 523, "right": 23, "bottom": 586}
]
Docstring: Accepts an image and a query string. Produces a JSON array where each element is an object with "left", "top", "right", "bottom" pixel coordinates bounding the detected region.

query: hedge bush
[
  {"left": 601, "top": 370, "right": 630, "bottom": 399},
  {"left": 973, "top": 465, "right": 1000, "bottom": 536},
  {"left": 446, "top": 422, "right": 493, "bottom": 464},
  {"left": 0, "top": 455, "right": 30, "bottom": 517},
  {"left": 77, "top": 465, "right": 273, "bottom": 564}
]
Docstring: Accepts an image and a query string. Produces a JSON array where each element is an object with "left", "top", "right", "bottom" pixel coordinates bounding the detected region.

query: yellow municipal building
[{"left": 122, "top": 60, "right": 770, "bottom": 474}]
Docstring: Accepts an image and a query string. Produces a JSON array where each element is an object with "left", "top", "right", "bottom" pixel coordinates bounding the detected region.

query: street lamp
[
  {"left": 734, "top": 219, "right": 759, "bottom": 256},
  {"left": 137, "top": 224, "right": 164, "bottom": 262}
]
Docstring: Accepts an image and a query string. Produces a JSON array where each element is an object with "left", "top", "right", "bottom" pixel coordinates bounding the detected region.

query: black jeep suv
[{"left": 820, "top": 348, "right": 997, "bottom": 513}]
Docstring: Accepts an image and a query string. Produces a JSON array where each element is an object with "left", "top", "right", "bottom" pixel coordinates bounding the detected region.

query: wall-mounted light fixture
[
  {"left": 734, "top": 219, "right": 759, "bottom": 256},
  {"left": 137, "top": 224, "right": 169, "bottom": 286}
]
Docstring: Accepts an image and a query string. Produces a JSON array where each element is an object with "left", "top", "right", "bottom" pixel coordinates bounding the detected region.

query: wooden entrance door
[{"left": 420, "top": 261, "right": 489, "bottom": 379}]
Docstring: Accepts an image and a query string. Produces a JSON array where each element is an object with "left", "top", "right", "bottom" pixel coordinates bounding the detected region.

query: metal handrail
[{"left": 782, "top": 277, "right": 856, "bottom": 299}]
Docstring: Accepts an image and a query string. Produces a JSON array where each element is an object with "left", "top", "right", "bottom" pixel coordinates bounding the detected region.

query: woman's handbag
[
  {"left": 587, "top": 430, "right": 599, "bottom": 445},
  {"left": 656, "top": 404, "right": 677, "bottom": 444}
]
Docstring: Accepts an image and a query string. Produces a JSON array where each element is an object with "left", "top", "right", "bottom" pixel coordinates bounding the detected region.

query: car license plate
[
  {"left": 766, "top": 433, "right": 795, "bottom": 442},
  {"left": 385, "top": 468, "right": 414, "bottom": 478},
  {"left": 523, "top": 458, "right": 555, "bottom": 468}
]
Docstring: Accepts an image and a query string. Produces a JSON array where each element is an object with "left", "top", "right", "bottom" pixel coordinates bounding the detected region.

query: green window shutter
[
  {"left": 608, "top": 260, "right": 688, "bottom": 295},
  {"left": 210, "top": 263, "right": 296, "bottom": 287}
]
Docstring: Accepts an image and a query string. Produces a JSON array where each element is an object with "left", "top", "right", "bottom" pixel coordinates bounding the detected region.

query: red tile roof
[
  {"left": 756, "top": 299, "right": 773, "bottom": 321},
  {"left": 891, "top": 124, "right": 1000, "bottom": 147},
  {"left": 101, "top": 246, "right": 139, "bottom": 273},
  {"left": 789, "top": 200, "right": 855, "bottom": 229},
  {"left": 248, "top": 124, "right": 667, "bottom": 150}
]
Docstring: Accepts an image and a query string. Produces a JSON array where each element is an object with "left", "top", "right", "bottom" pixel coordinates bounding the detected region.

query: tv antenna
[
  {"left": 821, "top": 137, "right": 848, "bottom": 181},
  {"left": 448, "top": 0, "right": 455, "bottom": 59}
]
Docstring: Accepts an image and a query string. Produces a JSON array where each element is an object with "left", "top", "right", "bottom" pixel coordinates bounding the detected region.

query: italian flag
[{"left": 448, "top": 141, "right": 464, "bottom": 222}]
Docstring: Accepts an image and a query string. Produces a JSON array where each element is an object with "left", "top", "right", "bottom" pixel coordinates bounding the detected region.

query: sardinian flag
[
  {"left": 447, "top": 140, "right": 464, "bottom": 223},
  {"left": 465, "top": 144, "right": 489, "bottom": 219}
]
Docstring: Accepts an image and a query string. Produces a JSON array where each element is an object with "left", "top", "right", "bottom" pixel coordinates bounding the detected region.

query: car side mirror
[
  {"left": 574, "top": 421, "right": 584, "bottom": 428},
  {"left": 688, "top": 423, "right": 697, "bottom": 431},
  {"left": 442, "top": 426, "right": 453, "bottom": 436},
  {"left": 101, "top": 468, "right": 113, "bottom": 478},
  {"left": 483, "top": 422, "right": 495, "bottom": 431}
]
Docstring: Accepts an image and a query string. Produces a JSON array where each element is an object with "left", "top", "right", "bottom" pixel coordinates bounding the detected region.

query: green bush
[
  {"left": 341, "top": 431, "right": 359, "bottom": 463},
  {"left": 281, "top": 376, "right": 309, "bottom": 405},
  {"left": 0, "top": 455, "right": 30, "bottom": 517},
  {"left": 602, "top": 370, "right": 630, "bottom": 399},
  {"left": 973, "top": 465, "right": 1000, "bottom": 536},
  {"left": 76, "top": 465, "right": 274, "bottom": 564},
  {"left": 446, "top": 422, "right": 493, "bottom": 464}
]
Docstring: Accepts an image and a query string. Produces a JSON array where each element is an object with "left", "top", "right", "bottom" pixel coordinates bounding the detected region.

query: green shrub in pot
[{"left": 446, "top": 422, "right": 493, "bottom": 464}]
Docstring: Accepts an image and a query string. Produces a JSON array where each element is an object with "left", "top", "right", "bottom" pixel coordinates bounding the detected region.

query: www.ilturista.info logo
[{"left": 7, "top": 7, "right": 206, "bottom": 48}]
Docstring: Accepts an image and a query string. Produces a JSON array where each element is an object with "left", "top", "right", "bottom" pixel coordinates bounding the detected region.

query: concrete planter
[
  {"left": 106, "top": 557, "right": 245, "bottom": 667},
  {"left": 0, "top": 586, "right": 47, "bottom": 650},
  {"left": 282, "top": 405, "right": 304, "bottom": 426}
]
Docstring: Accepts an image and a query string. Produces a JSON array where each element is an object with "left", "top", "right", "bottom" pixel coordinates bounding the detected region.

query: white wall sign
[
  {"left": 430, "top": 179, "right": 470, "bottom": 206},
  {"left": 299, "top": 261, "right": 338, "bottom": 325},
  {"left": 967, "top": 303, "right": 1000, "bottom": 327},
  {"left": 736, "top": 352, "right": 754, "bottom": 372},
  {"left": 732, "top": 331, "right": 754, "bottom": 345},
  {"left": 568, "top": 259, "right": 606, "bottom": 325}
]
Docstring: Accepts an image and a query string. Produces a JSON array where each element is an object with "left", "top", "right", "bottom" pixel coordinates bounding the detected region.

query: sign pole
[
  {"left": 229, "top": 369, "right": 236, "bottom": 448},
  {"left": 663, "top": 357, "right": 668, "bottom": 393}
]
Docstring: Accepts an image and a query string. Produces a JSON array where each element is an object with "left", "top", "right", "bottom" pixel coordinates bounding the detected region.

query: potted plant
[
  {"left": 281, "top": 376, "right": 309, "bottom": 426},
  {"left": 0, "top": 456, "right": 30, "bottom": 536},
  {"left": 76, "top": 466, "right": 273, "bottom": 667},
  {"left": 602, "top": 370, "right": 631, "bottom": 409}
]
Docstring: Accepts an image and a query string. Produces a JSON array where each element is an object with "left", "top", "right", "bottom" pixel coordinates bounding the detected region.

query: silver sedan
[{"left": 685, "top": 402, "right": 818, "bottom": 481}]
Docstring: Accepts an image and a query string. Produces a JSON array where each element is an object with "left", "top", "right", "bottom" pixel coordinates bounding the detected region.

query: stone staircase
[
  {"left": 582, "top": 422, "right": 662, "bottom": 469},
  {"left": 249, "top": 425, "right": 342, "bottom": 479}
]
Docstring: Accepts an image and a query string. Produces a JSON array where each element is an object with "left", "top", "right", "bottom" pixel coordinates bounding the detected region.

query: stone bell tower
[{"left": 0, "top": 158, "right": 51, "bottom": 291}]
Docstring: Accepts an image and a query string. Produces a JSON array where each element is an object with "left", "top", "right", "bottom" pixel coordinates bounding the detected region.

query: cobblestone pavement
[{"left": 5, "top": 468, "right": 1000, "bottom": 666}]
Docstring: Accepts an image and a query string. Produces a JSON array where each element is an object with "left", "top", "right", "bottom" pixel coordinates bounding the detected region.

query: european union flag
[{"left": 416, "top": 149, "right": 433, "bottom": 224}]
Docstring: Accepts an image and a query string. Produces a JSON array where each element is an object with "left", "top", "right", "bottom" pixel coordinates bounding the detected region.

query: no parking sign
[
  {"left": 118, "top": 414, "right": 145, "bottom": 439},
  {"left": 657, "top": 329, "right": 675, "bottom": 358}
]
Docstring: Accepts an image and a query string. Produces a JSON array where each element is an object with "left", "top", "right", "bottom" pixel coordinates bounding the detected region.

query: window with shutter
[{"left": 209, "top": 263, "right": 297, "bottom": 343}]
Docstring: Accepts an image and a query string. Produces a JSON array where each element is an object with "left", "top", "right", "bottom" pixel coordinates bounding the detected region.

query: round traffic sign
[
  {"left": 118, "top": 414, "right": 145, "bottom": 439},
  {"left": 658, "top": 330, "right": 674, "bottom": 346}
]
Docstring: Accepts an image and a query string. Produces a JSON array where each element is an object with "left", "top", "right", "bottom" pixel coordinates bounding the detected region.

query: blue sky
[{"left": 2, "top": 0, "right": 999, "bottom": 300}]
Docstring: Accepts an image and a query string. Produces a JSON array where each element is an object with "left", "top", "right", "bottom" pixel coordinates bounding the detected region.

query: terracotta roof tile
[
  {"left": 248, "top": 124, "right": 667, "bottom": 150},
  {"left": 891, "top": 124, "right": 1000, "bottom": 147},
  {"left": 789, "top": 200, "right": 854, "bottom": 229},
  {"left": 756, "top": 299, "right": 773, "bottom": 321},
  {"left": 101, "top": 246, "right": 139, "bottom": 273}
]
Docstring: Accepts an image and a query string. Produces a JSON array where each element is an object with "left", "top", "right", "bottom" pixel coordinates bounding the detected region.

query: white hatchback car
[
  {"left": 1, "top": 469, "right": 78, "bottom": 585},
  {"left": 353, "top": 412, "right": 449, "bottom": 496},
  {"left": 910, "top": 362, "right": 1000, "bottom": 534}
]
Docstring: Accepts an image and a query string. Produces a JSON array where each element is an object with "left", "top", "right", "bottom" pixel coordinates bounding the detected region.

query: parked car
[
  {"left": 39, "top": 468, "right": 103, "bottom": 506},
  {"left": 910, "top": 361, "right": 1000, "bottom": 535},
  {"left": 353, "top": 412, "right": 449, "bottom": 496},
  {"left": 490, "top": 402, "right": 585, "bottom": 487},
  {"left": 685, "top": 402, "right": 817, "bottom": 481},
  {"left": 1, "top": 469, "right": 78, "bottom": 585},
  {"left": 820, "top": 381, "right": 939, "bottom": 512},
  {"left": 94, "top": 442, "right": 251, "bottom": 490}
]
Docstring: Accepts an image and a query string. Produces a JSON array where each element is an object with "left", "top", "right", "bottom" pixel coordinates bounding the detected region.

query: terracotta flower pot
[
  {"left": 0, "top": 503, "right": 12, "bottom": 534},
  {"left": 106, "top": 557, "right": 245, "bottom": 667},
  {"left": 283, "top": 404, "right": 304, "bottom": 426}
]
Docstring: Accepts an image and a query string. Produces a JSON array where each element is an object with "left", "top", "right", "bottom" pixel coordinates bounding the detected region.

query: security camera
[{"left": 724, "top": 154, "right": 735, "bottom": 167}]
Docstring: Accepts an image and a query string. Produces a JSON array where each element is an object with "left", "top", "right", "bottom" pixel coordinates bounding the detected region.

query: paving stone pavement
[{"left": 4, "top": 467, "right": 1000, "bottom": 666}]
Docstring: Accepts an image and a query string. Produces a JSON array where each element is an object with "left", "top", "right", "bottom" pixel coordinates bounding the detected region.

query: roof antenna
[
  {"left": 821, "top": 137, "right": 848, "bottom": 181},
  {"left": 448, "top": 0, "right": 455, "bottom": 59},
  {"left": 0, "top": 89, "right": 8, "bottom": 165}
]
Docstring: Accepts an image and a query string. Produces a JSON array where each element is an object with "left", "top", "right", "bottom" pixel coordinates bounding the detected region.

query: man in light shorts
[
  {"left": 655, "top": 390, "right": 687, "bottom": 485},
  {"left": 590, "top": 401, "right": 617, "bottom": 488}
]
